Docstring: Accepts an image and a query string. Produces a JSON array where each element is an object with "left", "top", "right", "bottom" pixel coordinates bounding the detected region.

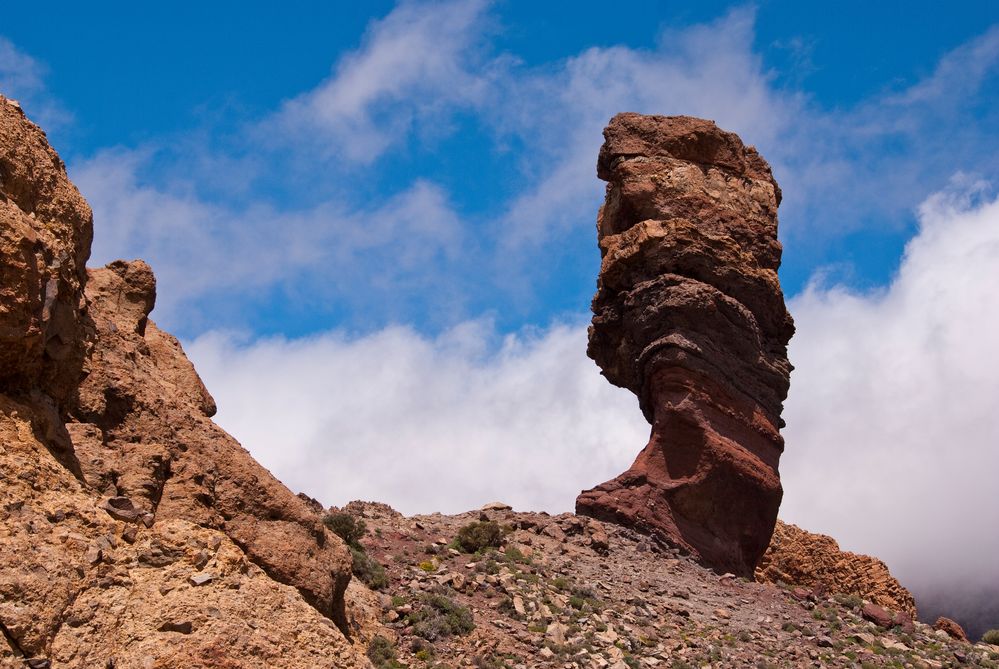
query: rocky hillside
[{"left": 328, "top": 501, "right": 999, "bottom": 668}]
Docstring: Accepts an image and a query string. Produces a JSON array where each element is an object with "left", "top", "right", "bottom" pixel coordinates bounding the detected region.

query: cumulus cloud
[
  {"left": 781, "top": 182, "right": 999, "bottom": 631},
  {"left": 186, "top": 321, "right": 648, "bottom": 514},
  {"left": 75, "top": 148, "right": 468, "bottom": 330},
  {"left": 265, "top": 0, "right": 497, "bottom": 162},
  {"left": 491, "top": 8, "right": 797, "bottom": 252},
  {"left": 0, "top": 36, "right": 68, "bottom": 127}
]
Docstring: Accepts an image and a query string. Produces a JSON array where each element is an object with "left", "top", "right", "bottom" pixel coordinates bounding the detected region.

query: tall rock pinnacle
[{"left": 576, "top": 113, "right": 795, "bottom": 577}]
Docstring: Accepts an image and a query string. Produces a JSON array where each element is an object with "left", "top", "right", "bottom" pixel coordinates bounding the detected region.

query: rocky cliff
[
  {"left": 0, "top": 96, "right": 371, "bottom": 668},
  {"left": 576, "top": 113, "right": 795, "bottom": 577},
  {"left": 757, "top": 520, "right": 917, "bottom": 619}
]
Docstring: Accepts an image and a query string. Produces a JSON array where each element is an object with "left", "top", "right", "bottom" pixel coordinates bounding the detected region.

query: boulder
[
  {"left": 934, "top": 616, "right": 969, "bottom": 642},
  {"left": 862, "top": 602, "right": 893, "bottom": 628}
]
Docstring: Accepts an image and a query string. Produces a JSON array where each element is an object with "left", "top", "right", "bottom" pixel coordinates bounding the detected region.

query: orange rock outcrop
[
  {"left": 757, "top": 520, "right": 917, "bottom": 618},
  {"left": 0, "top": 95, "right": 370, "bottom": 667}
]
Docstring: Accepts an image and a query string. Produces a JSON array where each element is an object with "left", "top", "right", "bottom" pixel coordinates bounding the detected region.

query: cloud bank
[
  {"left": 781, "top": 182, "right": 999, "bottom": 634},
  {"left": 187, "top": 321, "right": 647, "bottom": 514}
]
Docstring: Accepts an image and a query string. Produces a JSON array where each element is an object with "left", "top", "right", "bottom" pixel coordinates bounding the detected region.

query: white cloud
[
  {"left": 0, "top": 37, "right": 44, "bottom": 97},
  {"left": 75, "top": 148, "right": 467, "bottom": 328},
  {"left": 781, "top": 181, "right": 999, "bottom": 620},
  {"left": 186, "top": 321, "right": 648, "bottom": 514},
  {"left": 265, "top": 0, "right": 497, "bottom": 162},
  {"left": 0, "top": 36, "right": 68, "bottom": 127},
  {"left": 894, "top": 24, "right": 999, "bottom": 107},
  {"left": 493, "top": 8, "right": 797, "bottom": 250}
]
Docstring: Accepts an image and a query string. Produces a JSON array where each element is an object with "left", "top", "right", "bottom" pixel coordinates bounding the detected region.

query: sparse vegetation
[
  {"left": 407, "top": 588, "right": 476, "bottom": 640},
  {"left": 835, "top": 593, "right": 863, "bottom": 610},
  {"left": 504, "top": 545, "right": 529, "bottom": 563},
  {"left": 568, "top": 585, "right": 603, "bottom": 612},
  {"left": 984, "top": 629, "right": 999, "bottom": 645},
  {"left": 323, "top": 511, "right": 367, "bottom": 550},
  {"left": 324, "top": 511, "right": 387, "bottom": 589},
  {"left": 473, "top": 654, "right": 514, "bottom": 669},
  {"left": 366, "top": 635, "right": 402, "bottom": 668},
  {"left": 351, "top": 546, "right": 387, "bottom": 590},
  {"left": 453, "top": 520, "right": 503, "bottom": 553}
]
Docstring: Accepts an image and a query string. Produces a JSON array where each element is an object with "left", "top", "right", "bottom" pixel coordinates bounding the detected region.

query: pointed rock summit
[{"left": 576, "top": 113, "right": 795, "bottom": 577}]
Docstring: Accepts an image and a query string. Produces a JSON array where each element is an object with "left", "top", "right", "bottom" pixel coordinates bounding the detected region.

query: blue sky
[
  {"left": 3, "top": 0, "right": 999, "bottom": 631},
  {"left": 3, "top": 1, "right": 998, "bottom": 339}
]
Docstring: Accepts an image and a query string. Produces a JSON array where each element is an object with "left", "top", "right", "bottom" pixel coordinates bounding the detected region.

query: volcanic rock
[
  {"left": 862, "top": 602, "right": 894, "bottom": 628},
  {"left": 935, "top": 616, "right": 970, "bottom": 642},
  {"left": 757, "top": 520, "right": 917, "bottom": 618},
  {"left": 0, "top": 95, "right": 371, "bottom": 666},
  {"left": 0, "top": 97, "right": 92, "bottom": 404},
  {"left": 69, "top": 258, "right": 355, "bottom": 628},
  {"left": 576, "top": 113, "right": 794, "bottom": 577}
]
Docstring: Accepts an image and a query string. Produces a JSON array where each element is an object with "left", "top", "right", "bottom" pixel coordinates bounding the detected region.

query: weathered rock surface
[
  {"left": 0, "top": 97, "right": 92, "bottom": 404},
  {"left": 69, "top": 259, "right": 355, "bottom": 628},
  {"left": 757, "top": 520, "right": 917, "bottom": 619},
  {"left": 935, "top": 616, "right": 970, "bottom": 642},
  {"left": 0, "top": 95, "right": 370, "bottom": 667},
  {"left": 576, "top": 113, "right": 794, "bottom": 577}
]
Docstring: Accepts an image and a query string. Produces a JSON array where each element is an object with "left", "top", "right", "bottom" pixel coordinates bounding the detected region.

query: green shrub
[
  {"left": 983, "top": 629, "right": 999, "bottom": 645},
  {"left": 366, "top": 635, "right": 402, "bottom": 668},
  {"left": 473, "top": 655, "right": 508, "bottom": 669},
  {"left": 323, "top": 512, "right": 367, "bottom": 550},
  {"left": 567, "top": 585, "right": 602, "bottom": 612},
  {"left": 834, "top": 593, "right": 863, "bottom": 610},
  {"left": 504, "top": 546, "right": 529, "bottom": 564},
  {"left": 408, "top": 589, "right": 475, "bottom": 640},
  {"left": 351, "top": 547, "right": 387, "bottom": 590},
  {"left": 454, "top": 520, "right": 502, "bottom": 553},
  {"left": 474, "top": 558, "right": 500, "bottom": 575}
]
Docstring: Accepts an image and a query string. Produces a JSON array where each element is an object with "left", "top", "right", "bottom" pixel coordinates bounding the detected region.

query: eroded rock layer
[
  {"left": 0, "top": 96, "right": 369, "bottom": 667},
  {"left": 757, "top": 520, "right": 917, "bottom": 618},
  {"left": 576, "top": 113, "right": 794, "bottom": 577}
]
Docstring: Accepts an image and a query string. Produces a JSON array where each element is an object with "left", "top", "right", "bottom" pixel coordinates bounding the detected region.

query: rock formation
[
  {"left": 756, "top": 520, "right": 917, "bottom": 618},
  {"left": 0, "top": 96, "right": 371, "bottom": 667},
  {"left": 576, "top": 113, "right": 795, "bottom": 577}
]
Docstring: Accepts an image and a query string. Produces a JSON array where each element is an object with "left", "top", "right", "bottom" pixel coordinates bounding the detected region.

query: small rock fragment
[
  {"left": 101, "top": 497, "right": 139, "bottom": 522},
  {"left": 158, "top": 620, "right": 193, "bottom": 634},
  {"left": 188, "top": 572, "right": 216, "bottom": 586}
]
